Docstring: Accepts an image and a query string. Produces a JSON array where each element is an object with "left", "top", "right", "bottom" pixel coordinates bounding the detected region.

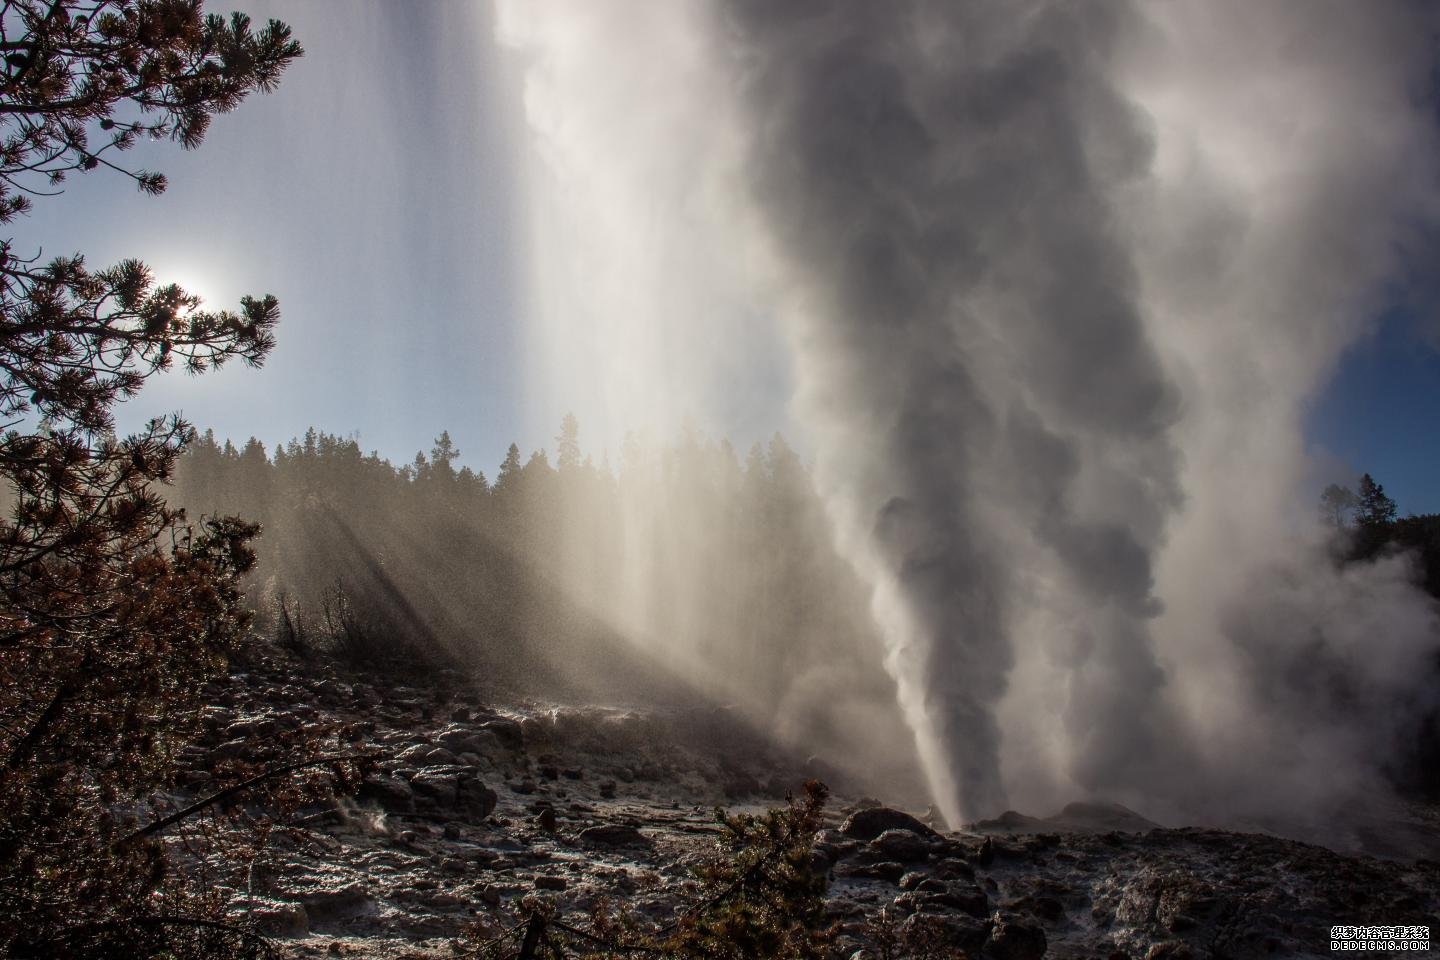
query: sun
[
  {"left": 149, "top": 260, "right": 220, "bottom": 310},
  {"left": 152, "top": 264, "right": 210, "bottom": 302}
]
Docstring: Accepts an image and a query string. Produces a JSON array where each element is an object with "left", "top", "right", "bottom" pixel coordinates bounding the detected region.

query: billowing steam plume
[{"left": 498, "top": 1, "right": 1440, "bottom": 830}]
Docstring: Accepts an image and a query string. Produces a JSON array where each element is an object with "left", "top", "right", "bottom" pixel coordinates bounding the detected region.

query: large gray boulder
[
  {"left": 841, "top": 807, "right": 942, "bottom": 843},
  {"left": 408, "top": 767, "right": 497, "bottom": 821},
  {"left": 870, "top": 828, "right": 935, "bottom": 862},
  {"left": 357, "top": 774, "right": 415, "bottom": 813},
  {"left": 578, "top": 823, "right": 647, "bottom": 847}
]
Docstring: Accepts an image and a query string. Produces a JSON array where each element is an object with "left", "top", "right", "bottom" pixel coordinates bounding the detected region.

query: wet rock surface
[{"left": 186, "top": 656, "right": 1440, "bottom": 958}]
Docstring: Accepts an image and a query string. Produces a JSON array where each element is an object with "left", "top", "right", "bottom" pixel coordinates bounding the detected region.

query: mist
[
  {"left": 493, "top": 0, "right": 1440, "bottom": 833},
  {"left": 17, "top": 1, "right": 1440, "bottom": 952}
]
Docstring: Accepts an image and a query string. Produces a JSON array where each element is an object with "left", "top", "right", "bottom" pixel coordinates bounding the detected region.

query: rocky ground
[{"left": 172, "top": 654, "right": 1440, "bottom": 959}]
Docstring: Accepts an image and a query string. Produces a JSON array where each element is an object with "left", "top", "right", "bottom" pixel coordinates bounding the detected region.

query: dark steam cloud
[
  {"left": 718, "top": 0, "right": 1186, "bottom": 820},
  {"left": 499, "top": 0, "right": 1440, "bottom": 835}
]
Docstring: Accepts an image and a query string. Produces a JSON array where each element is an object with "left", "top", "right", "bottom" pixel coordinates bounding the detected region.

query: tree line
[
  {"left": 1321, "top": 473, "right": 1440, "bottom": 600},
  {"left": 169, "top": 418, "right": 898, "bottom": 745}
]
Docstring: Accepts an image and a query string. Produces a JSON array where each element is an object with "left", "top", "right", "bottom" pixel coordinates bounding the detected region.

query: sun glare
[{"left": 150, "top": 261, "right": 220, "bottom": 310}]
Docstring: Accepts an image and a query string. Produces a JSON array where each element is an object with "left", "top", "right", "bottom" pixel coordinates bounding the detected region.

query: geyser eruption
[
  {"left": 719, "top": 0, "right": 1189, "bottom": 824},
  {"left": 498, "top": 1, "right": 1440, "bottom": 831}
]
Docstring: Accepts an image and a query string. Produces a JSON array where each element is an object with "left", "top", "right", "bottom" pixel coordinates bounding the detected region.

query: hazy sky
[
  {"left": 11, "top": 1, "right": 1438, "bottom": 512},
  {"left": 14, "top": 1, "right": 533, "bottom": 477}
]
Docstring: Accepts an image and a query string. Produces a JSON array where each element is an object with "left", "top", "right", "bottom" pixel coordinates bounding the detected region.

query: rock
[
  {"left": 836, "top": 860, "right": 906, "bottom": 883},
  {"left": 409, "top": 768, "right": 497, "bottom": 821},
  {"left": 534, "top": 875, "right": 568, "bottom": 891},
  {"left": 436, "top": 726, "right": 498, "bottom": 756},
  {"left": 536, "top": 807, "right": 558, "bottom": 831},
  {"left": 1048, "top": 801, "right": 1158, "bottom": 835},
  {"left": 929, "top": 883, "right": 990, "bottom": 918},
  {"left": 840, "top": 807, "right": 941, "bottom": 843},
  {"left": 934, "top": 856, "right": 976, "bottom": 880},
  {"left": 426, "top": 747, "right": 460, "bottom": 766},
  {"left": 234, "top": 898, "right": 308, "bottom": 938},
  {"left": 410, "top": 769, "right": 459, "bottom": 807},
  {"left": 598, "top": 780, "right": 617, "bottom": 799},
  {"left": 978, "top": 836, "right": 996, "bottom": 866},
  {"left": 1143, "top": 943, "right": 1194, "bottom": 960},
  {"left": 358, "top": 774, "right": 415, "bottom": 814},
  {"left": 481, "top": 718, "right": 525, "bottom": 749},
  {"left": 457, "top": 774, "right": 499, "bottom": 820},
  {"left": 985, "top": 912, "right": 1047, "bottom": 960},
  {"left": 394, "top": 913, "right": 455, "bottom": 937},
  {"left": 226, "top": 717, "right": 282, "bottom": 740},
  {"left": 975, "top": 810, "right": 1050, "bottom": 834},
  {"left": 901, "top": 913, "right": 991, "bottom": 955},
  {"left": 578, "top": 824, "right": 647, "bottom": 847},
  {"left": 562, "top": 767, "right": 583, "bottom": 780},
  {"left": 870, "top": 828, "right": 934, "bottom": 862},
  {"left": 539, "top": 764, "right": 560, "bottom": 781},
  {"left": 396, "top": 743, "right": 441, "bottom": 765},
  {"left": 300, "top": 883, "right": 373, "bottom": 923}
]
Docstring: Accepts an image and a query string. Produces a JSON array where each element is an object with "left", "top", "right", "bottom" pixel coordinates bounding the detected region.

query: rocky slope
[{"left": 176, "top": 655, "right": 1440, "bottom": 959}]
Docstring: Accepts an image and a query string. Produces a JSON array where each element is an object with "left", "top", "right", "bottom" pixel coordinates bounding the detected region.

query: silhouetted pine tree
[
  {"left": 0, "top": 3, "right": 307, "bottom": 955},
  {"left": 1356, "top": 473, "right": 1398, "bottom": 527}
]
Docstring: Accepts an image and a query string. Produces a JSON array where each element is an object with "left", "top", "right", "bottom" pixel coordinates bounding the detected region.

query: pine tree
[
  {"left": 0, "top": 3, "right": 306, "bottom": 956},
  {"left": 556, "top": 413, "right": 581, "bottom": 471},
  {"left": 495, "top": 442, "right": 523, "bottom": 498},
  {"left": 426, "top": 430, "right": 460, "bottom": 485},
  {"left": 1356, "top": 473, "right": 1398, "bottom": 527}
]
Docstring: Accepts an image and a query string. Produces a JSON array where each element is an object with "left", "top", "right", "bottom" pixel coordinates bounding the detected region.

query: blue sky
[
  {"left": 9, "top": 1, "right": 1438, "bottom": 509},
  {"left": 1307, "top": 310, "right": 1440, "bottom": 516},
  {"left": 14, "top": 1, "right": 532, "bottom": 477}
]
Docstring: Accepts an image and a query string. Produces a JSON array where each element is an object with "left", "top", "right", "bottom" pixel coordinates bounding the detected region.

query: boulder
[
  {"left": 578, "top": 824, "right": 647, "bottom": 847},
  {"left": 870, "top": 828, "right": 934, "bottom": 862},
  {"left": 396, "top": 743, "right": 449, "bottom": 765},
  {"left": 928, "top": 883, "right": 990, "bottom": 918},
  {"left": 985, "top": 912, "right": 1047, "bottom": 960},
  {"left": 840, "top": 807, "right": 941, "bottom": 843},
  {"left": 836, "top": 860, "right": 906, "bottom": 883},
  {"left": 410, "top": 769, "right": 459, "bottom": 807},
  {"left": 902, "top": 913, "right": 991, "bottom": 955},
  {"left": 409, "top": 768, "right": 497, "bottom": 821},
  {"left": 436, "top": 725, "right": 502, "bottom": 756},
  {"left": 457, "top": 774, "right": 499, "bottom": 820},
  {"left": 1048, "top": 800, "right": 1158, "bottom": 835},
  {"left": 358, "top": 774, "right": 415, "bottom": 814},
  {"left": 233, "top": 898, "right": 308, "bottom": 938},
  {"left": 481, "top": 718, "right": 525, "bottom": 749},
  {"left": 300, "top": 883, "right": 373, "bottom": 924}
]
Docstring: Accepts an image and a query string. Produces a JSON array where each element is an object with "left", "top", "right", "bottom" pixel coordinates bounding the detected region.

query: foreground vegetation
[{"left": 0, "top": 2, "right": 351, "bottom": 956}]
